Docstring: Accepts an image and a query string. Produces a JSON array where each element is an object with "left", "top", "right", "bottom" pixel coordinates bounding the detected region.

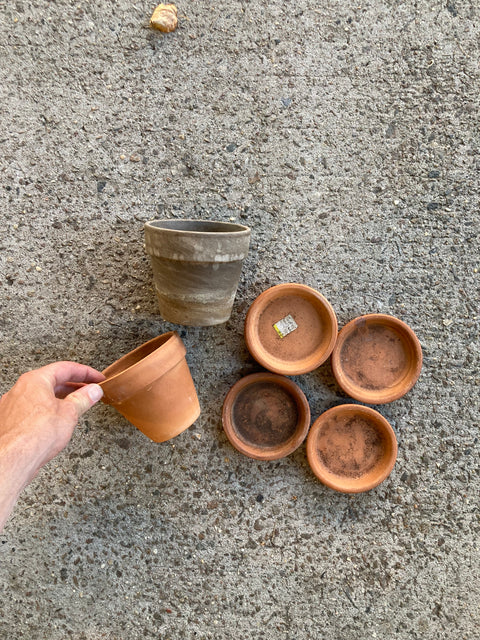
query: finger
[
  {"left": 54, "top": 382, "right": 86, "bottom": 399},
  {"left": 40, "top": 362, "right": 106, "bottom": 388},
  {"left": 63, "top": 384, "right": 104, "bottom": 418}
]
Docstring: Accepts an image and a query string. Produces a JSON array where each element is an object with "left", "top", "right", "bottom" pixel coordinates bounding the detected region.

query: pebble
[{"left": 150, "top": 4, "right": 178, "bottom": 33}]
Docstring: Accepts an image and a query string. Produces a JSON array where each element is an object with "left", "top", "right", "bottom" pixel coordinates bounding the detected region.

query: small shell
[{"left": 150, "top": 4, "right": 178, "bottom": 33}]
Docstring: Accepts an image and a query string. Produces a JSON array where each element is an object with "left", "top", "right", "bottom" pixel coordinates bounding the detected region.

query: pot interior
[
  {"left": 104, "top": 333, "right": 172, "bottom": 379},
  {"left": 255, "top": 292, "right": 335, "bottom": 364},
  {"left": 338, "top": 320, "right": 419, "bottom": 395},
  {"left": 311, "top": 407, "right": 397, "bottom": 492},
  {"left": 147, "top": 219, "right": 249, "bottom": 234},
  {"left": 231, "top": 381, "right": 300, "bottom": 449},
  {"left": 316, "top": 413, "right": 390, "bottom": 479}
]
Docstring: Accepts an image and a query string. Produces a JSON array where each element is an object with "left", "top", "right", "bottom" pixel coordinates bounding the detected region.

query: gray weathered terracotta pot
[{"left": 144, "top": 219, "right": 251, "bottom": 326}]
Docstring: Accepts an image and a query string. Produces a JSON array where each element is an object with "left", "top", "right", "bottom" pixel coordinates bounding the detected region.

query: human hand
[{"left": 0, "top": 362, "right": 105, "bottom": 530}]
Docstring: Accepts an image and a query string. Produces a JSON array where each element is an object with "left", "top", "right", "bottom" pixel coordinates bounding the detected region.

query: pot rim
[
  {"left": 145, "top": 218, "right": 251, "bottom": 236},
  {"left": 331, "top": 313, "right": 423, "bottom": 404},
  {"left": 222, "top": 372, "right": 311, "bottom": 461},
  {"left": 306, "top": 404, "right": 398, "bottom": 493},
  {"left": 244, "top": 283, "right": 338, "bottom": 375},
  {"left": 100, "top": 331, "right": 186, "bottom": 404}
]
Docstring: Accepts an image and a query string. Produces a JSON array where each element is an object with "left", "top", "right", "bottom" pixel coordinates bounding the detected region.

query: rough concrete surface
[{"left": 0, "top": 0, "right": 479, "bottom": 638}]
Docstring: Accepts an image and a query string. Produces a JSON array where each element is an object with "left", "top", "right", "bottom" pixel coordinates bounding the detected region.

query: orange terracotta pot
[
  {"left": 244, "top": 283, "right": 338, "bottom": 375},
  {"left": 222, "top": 372, "right": 311, "bottom": 460},
  {"left": 306, "top": 404, "right": 398, "bottom": 493},
  {"left": 100, "top": 332, "right": 200, "bottom": 442},
  {"left": 331, "top": 314, "right": 422, "bottom": 404}
]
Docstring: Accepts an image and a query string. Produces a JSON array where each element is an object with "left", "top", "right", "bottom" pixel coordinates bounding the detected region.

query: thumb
[{"left": 64, "top": 383, "right": 104, "bottom": 419}]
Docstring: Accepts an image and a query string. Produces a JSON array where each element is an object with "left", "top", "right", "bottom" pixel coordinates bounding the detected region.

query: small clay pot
[
  {"left": 100, "top": 332, "right": 200, "bottom": 442},
  {"left": 306, "top": 404, "right": 398, "bottom": 493},
  {"left": 222, "top": 372, "right": 311, "bottom": 460},
  {"left": 331, "top": 314, "right": 422, "bottom": 404},
  {"left": 244, "top": 283, "right": 338, "bottom": 375},
  {"left": 144, "top": 219, "right": 251, "bottom": 326}
]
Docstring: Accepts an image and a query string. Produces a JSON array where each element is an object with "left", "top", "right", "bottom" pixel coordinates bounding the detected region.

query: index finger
[{"left": 39, "top": 361, "right": 106, "bottom": 387}]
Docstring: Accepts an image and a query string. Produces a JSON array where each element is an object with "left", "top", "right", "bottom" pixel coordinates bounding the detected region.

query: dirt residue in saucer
[
  {"left": 316, "top": 414, "right": 385, "bottom": 478},
  {"left": 232, "top": 382, "right": 299, "bottom": 447},
  {"left": 340, "top": 323, "right": 409, "bottom": 390}
]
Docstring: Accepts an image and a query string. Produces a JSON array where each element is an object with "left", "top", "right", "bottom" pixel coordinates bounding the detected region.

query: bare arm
[{"left": 0, "top": 362, "right": 105, "bottom": 531}]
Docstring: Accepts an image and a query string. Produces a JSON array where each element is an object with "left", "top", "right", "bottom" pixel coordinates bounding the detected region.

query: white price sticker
[{"left": 273, "top": 314, "right": 298, "bottom": 339}]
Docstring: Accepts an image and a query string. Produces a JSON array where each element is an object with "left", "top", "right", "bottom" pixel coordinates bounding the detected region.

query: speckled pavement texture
[{"left": 0, "top": 0, "right": 479, "bottom": 638}]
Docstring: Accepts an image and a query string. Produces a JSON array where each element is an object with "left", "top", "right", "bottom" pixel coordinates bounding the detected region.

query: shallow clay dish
[
  {"left": 244, "top": 284, "right": 338, "bottom": 375},
  {"left": 222, "top": 372, "right": 311, "bottom": 460},
  {"left": 331, "top": 314, "right": 422, "bottom": 404},
  {"left": 306, "top": 405, "right": 398, "bottom": 493}
]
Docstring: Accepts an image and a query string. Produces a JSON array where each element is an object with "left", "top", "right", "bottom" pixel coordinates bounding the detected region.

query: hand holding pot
[{"left": 0, "top": 362, "right": 105, "bottom": 531}]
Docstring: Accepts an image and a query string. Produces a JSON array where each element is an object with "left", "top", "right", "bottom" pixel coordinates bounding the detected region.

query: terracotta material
[
  {"left": 306, "top": 404, "right": 398, "bottom": 493},
  {"left": 331, "top": 314, "right": 422, "bottom": 404},
  {"left": 244, "top": 283, "right": 338, "bottom": 375},
  {"left": 100, "top": 332, "right": 200, "bottom": 442},
  {"left": 144, "top": 219, "right": 251, "bottom": 326},
  {"left": 222, "top": 372, "right": 311, "bottom": 460}
]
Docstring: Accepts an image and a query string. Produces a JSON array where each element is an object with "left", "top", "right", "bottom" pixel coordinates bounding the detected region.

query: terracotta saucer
[
  {"left": 331, "top": 314, "right": 422, "bottom": 404},
  {"left": 306, "top": 404, "right": 398, "bottom": 493},
  {"left": 244, "top": 283, "right": 338, "bottom": 375},
  {"left": 222, "top": 372, "right": 311, "bottom": 460}
]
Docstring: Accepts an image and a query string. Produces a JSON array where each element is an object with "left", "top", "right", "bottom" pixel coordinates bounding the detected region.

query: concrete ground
[{"left": 0, "top": 0, "right": 479, "bottom": 638}]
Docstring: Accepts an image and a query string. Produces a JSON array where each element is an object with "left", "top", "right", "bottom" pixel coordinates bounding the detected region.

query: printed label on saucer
[{"left": 273, "top": 314, "right": 298, "bottom": 339}]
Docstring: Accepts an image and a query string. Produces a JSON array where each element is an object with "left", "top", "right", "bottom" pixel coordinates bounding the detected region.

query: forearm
[{"left": 0, "top": 432, "right": 40, "bottom": 531}]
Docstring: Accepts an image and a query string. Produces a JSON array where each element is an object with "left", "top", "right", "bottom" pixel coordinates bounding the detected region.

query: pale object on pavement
[{"left": 150, "top": 4, "right": 178, "bottom": 33}]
